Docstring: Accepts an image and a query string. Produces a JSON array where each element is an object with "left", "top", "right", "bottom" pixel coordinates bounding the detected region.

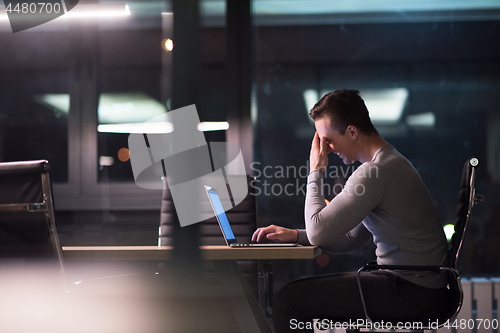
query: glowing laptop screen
[{"left": 206, "top": 188, "right": 236, "bottom": 241}]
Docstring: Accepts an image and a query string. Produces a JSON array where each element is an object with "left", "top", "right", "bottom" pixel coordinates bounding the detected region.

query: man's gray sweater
[{"left": 298, "top": 146, "right": 449, "bottom": 288}]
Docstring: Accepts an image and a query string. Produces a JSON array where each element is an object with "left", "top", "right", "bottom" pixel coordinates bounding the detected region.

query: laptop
[{"left": 204, "top": 185, "right": 297, "bottom": 247}]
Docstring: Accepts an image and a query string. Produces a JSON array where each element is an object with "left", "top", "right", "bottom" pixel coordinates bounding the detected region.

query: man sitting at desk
[{"left": 252, "top": 89, "right": 449, "bottom": 333}]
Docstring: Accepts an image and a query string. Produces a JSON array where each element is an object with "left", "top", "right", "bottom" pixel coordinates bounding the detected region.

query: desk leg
[
  {"left": 212, "top": 260, "right": 273, "bottom": 333},
  {"left": 258, "top": 262, "right": 273, "bottom": 317}
]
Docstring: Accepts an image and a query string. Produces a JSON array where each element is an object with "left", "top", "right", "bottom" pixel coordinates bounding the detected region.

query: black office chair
[
  {"left": 0, "top": 160, "right": 66, "bottom": 329},
  {"left": 343, "top": 157, "right": 483, "bottom": 333},
  {"left": 0, "top": 159, "right": 65, "bottom": 269}
]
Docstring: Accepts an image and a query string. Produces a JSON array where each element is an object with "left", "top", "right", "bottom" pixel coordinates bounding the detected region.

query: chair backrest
[
  {"left": 0, "top": 160, "right": 65, "bottom": 274},
  {"left": 437, "top": 157, "right": 482, "bottom": 325},
  {"left": 448, "top": 157, "right": 481, "bottom": 271},
  {"left": 0, "top": 160, "right": 66, "bottom": 327}
]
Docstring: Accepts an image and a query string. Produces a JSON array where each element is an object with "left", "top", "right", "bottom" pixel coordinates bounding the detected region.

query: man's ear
[{"left": 347, "top": 125, "right": 359, "bottom": 140}]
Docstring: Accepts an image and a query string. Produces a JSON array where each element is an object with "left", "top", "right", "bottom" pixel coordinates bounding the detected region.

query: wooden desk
[
  {"left": 62, "top": 245, "right": 320, "bottom": 333},
  {"left": 62, "top": 245, "right": 320, "bottom": 261}
]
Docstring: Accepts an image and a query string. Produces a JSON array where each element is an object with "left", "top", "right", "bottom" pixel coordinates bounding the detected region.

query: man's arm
[
  {"left": 304, "top": 164, "right": 383, "bottom": 246},
  {"left": 296, "top": 223, "right": 372, "bottom": 252}
]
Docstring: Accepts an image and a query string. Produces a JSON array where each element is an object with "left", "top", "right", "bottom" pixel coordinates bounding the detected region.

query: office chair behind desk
[
  {"left": 0, "top": 159, "right": 64, "bottom": 270},
  {"left": 0, "top": 160, "right": 66, "bottom": 330},
  {"left": 340, "top": 157, "right": 483, "bottom": 333}
]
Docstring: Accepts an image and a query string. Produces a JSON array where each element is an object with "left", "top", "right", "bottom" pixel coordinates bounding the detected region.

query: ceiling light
[
  {"left": 197, "top": 122, "right": 229, "bottom": 132},
  {"left": 305, "top": 88, "right": 409, "bottom": 124},
  {"left": 357, "top": 88, "right": 408, "bottom": 123},
  {"left": 0, "top": 3, "right": 130, "bottom": 21},
  {"left": 34, "top": 94, "right": 69, "bottom": 114},
  {"left": 98, "top": 122, "right": 174, "bottom": 134},
  {"left": 97, "top": 92, "right": 166, "bottom": 124},
  {"left": 98, "top": 121, "right": 230, "bottom": 134},
  {"left": 99, "top": 156, "right": 115, "bottom": 167},
  {"left": 62, "top": 3, "right": 130, "bottom": 18},
  {"left": 36, "top": 92, "right": 230, "bottom": 134},
  {"left": 406, "top": 112, "right": 436, "bottom": 127},
  {"left": 319, "top": 88, "right": 408, "bottom": 124},
  {"left": 303, "top": 89, "right": 319, "bottom": 121}
]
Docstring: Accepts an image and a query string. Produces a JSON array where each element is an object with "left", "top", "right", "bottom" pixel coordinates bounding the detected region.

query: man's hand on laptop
[{"left": 252, "top": 225, "right": 299, "bottom": 243}]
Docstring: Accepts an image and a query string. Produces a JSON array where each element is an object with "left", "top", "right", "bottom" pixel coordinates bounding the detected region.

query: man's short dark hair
[{"left": 309, "top": 89, "right": 378, "bottom": 135}]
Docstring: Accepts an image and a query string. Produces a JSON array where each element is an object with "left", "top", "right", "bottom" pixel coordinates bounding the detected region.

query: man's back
[{"left": 361, "top": 146, "right": 449, "bottom": 287}]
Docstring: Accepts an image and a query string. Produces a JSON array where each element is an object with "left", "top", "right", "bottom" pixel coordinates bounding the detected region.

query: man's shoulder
[
  {"left": 369, "top": 147, "right": 424, "bottom": 187},
  {"left": 372, "top": 146, "right": 413, "bottom": 170},
  {"left": 351, "top": 147, "right": 414, "bottom": 181}
]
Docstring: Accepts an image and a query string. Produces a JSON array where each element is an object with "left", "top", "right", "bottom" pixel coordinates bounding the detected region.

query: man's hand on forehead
[{"left": 310, "top": 131, "right": 330, "bottom": 173}]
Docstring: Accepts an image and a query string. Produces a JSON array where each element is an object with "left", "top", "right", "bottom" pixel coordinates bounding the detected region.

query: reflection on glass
[
  {"left": 0, "top": 75, "right": 69, "bottom": 183},
  {"left": 253, "top": 0, "right": 498, "bottom": 276},
  {"left": 304, "top": 88, "right": 409, "bottom": 124},
  {"left": 97, "top": 92, "right": 165, "bottom": 182},
  {"left": 98, "top": 92, "right": 166, "bottom": 124}
]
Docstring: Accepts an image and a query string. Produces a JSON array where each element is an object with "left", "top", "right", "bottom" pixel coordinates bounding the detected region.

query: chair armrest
[{"left": 360, "top": 262, "right": 442, "bottom": 273}]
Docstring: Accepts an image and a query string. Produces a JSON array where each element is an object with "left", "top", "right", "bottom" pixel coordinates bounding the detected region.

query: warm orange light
[
  {"left": 117, "top": 148, "right": 130, "bottom": 162},
  {"left": 166, "top": 39, "right": 173, "bottom": 51},
  {"left": 162, "top": 39, "right": 174, "bottom": 52}
]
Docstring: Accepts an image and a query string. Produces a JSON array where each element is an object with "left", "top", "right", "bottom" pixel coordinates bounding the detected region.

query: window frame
[{"left": 52, "top": 23, "right": 162, "bottom": 211}]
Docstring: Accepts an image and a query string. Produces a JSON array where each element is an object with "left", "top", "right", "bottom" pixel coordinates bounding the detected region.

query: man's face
[{"left": 314, "top": 117, "right": 356, "bottom": 165}]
